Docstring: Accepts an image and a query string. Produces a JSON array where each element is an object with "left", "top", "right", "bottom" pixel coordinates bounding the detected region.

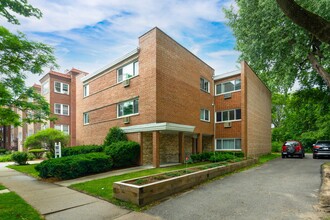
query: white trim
[
  {"left": 54, "top": 103, "right": 70, "bottom": 116},
  {"left": 54, "top": 81, "right": 70, "bottom": 95},
  {"left": 83, "top": 84, "right": 89, "bottom": 97},
  {"left": 214, "top": 69, "right": 241, "bottom": 80},
  {"left": 120, "top": 122, "right": 195, "bottom": 133},
  {"left": 81, "top": 48, "right": 139, "bottom": 83},
  {"left": 215, "top": 89, "right": 241, "bottom": 97},
  {"left": 200, "top": 109, "right": 210, "bottom": 122},
  {"left": 117, "top": 60, "right": 139, "bottom": 83},
  {"left": 117, "top": 98, "right": 139, "bottom": 118},
  {"left": 83, "top": 112, "right": 89, "bottom": 125},
  {"left": 215, "top": 138, "right": 242, "bottom": 151},
  {"left": 215, "top": 119, "right": 242, "bottom": 124}
]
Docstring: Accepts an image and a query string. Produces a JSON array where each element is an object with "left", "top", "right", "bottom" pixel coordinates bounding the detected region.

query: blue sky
[{"left": 1, "top": 0, "right": 240, "bottom": 86}]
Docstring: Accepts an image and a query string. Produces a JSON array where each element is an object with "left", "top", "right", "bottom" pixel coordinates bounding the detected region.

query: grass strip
[
  {"left": 7, "top": 164, "right": 40, "bottom": 179},
  {"left": 0, "top": 184, "right": 43, "bottom": 220}
]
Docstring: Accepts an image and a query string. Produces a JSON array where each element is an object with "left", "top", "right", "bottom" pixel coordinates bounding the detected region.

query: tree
[
  {"left": 24, "top": 128, "right": 69, "bottom": 156},
  {"left": 0, "top": 0, "right": 57, "bottom": 126},
  {"left": 103, "top": 127, "right": 127, "bottom": 146},
  {"left": 271, "top": 88, "right": 330, "bottom": 147},
  {"left": 224, "top": 0, "right": 330, "bottom": 92},
  {"left": 271, "top": 93, "right": 287, "bottom": 128}
]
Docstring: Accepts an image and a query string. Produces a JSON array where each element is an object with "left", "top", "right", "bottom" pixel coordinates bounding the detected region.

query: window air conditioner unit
[
  {"left": 123, "top": 79, "right": 130, "bottom": 87},
  {"left": 224, "top": 93, "right": 232, "bottom": 99},
  {"left": 224, "top": 122, "right": 232, "bottom": 128},
  {"left": 123, "top": 117, "right": 130, "bottom": 124}
]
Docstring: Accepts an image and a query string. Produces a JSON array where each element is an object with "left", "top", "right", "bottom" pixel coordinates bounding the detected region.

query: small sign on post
[{"left": 54, "top": 142, "right": 62, "bottom": 158}]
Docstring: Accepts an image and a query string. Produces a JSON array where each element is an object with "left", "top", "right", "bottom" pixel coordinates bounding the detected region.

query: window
[
  {"left": 215, "top": 79, "right": 241, "bottom": 95},
  {"left": 83, "top": 84, "right": 89, "bottom": 97},
  {"left": 42, "top": 82, "right": 49, "bottom": 94},
  {"left": 54, "top": 81, "right": 69, "bottom": 94},
  {"left": 117, "top": 98, "right": 139, "bottom": 117},
  {"left": 54, "top": 104, "right": 69, "bottom": 116},
  {"left": 200, "top": 78, "right": 210, "bottom": 93},
  {"left": 216, "top": 109, "right": 241, "bottom": 122},
  {"left": 117, "top": 61, "right": 139, "bottom": 83},
  {"left": 200, "top": 109, "right": 210, "bottom": 122},
  {"left": 216, "top": 139, "right": 241, "bottom": 150},
  {"left": 54, "top": 125, "right": 69, "bottom": 134},
  {"left": 83, "top": 113, "right": 89, "bottom": 125}
]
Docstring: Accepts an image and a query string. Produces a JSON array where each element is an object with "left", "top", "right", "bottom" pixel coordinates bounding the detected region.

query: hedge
[
  {"left": 105, "top": 141, "right": 140, "bottom": 168},
  {"left": 35, "top": 153, "right": 113, "bottom": 180},
  {"left": 62, "top": 145, "right": 104, "bottom": 157},
  {"left": 190, "top": 151, "right": 244, "bottom": 163}
]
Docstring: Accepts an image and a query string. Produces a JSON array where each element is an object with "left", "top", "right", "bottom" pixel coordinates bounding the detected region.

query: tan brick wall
[
  {"left": 242, "top": 62, "right": 271, "bottom": 157},
  {"left": 142, "top": 132, "right": 153, "bottom": 165},
  {"left": 155, "top": 29, "right": 214, "bottom": 135},
  {"left": 202, "top": 136, "right": 213, "bottom": 152},
  {"left": 184, "top": 136, "right": 193, "bottom": 157},
  {"left": 159, "top": 133, "right": 179, "bottom": 163}
]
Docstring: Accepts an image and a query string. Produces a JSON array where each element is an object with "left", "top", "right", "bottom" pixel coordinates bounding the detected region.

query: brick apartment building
[
  {"left": 3, "top": 27, "right": 271, "bottom": 167},
  {"left": 77, "top": 28, "right": 271, "bottom": 167}
]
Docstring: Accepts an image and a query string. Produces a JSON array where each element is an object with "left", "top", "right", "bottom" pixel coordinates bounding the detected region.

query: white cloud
[{"left": 9, "top": 0, "right": 239, "bottom": 86}]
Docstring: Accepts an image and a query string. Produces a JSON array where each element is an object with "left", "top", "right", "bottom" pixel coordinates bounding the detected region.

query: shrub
[
  {"left": 35, "top": 153, "right": 113, "bottom": 180},
  {"left": 105, "top": 141, "right": 140, "bottom": 168},
  {"left": 24, "top": 128, "right": 69, "bottom": 157},
  {"left": 190, "top": 151, "right": 244, "bottom": 163},
  {"left": 28, "top": 149, "right": 47, "bottom": 159},
  {"left": 0, "top": 148, "right": 7, "bottom": 155},
  {"left": 210, "top": 153, "right": 235, "bottom": 162},
  {"left": 103, "top": 127, "right": 127, "bottom": 146},
  {"left": 12, "top": 152, "right": 28, "bottom": 165},
  {"left": 62, "top": 145, "right": 104, "bottom": 157},
  {"left": 271, "top": 141, "right": 283, "bottom": 153}
]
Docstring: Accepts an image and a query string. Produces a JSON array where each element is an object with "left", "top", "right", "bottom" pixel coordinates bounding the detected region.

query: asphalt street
[{"left": 146, "top": 154, "right": 327, "bottom": 220}]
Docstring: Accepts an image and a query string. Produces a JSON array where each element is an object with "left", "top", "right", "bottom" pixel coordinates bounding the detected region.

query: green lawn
[
  {"left": 0, "top": 154, "right": 12, "bottom": 162},
  {"left": 0, "top": 185, "right": 6, "bottom": 190},
  {"left": 70, "top": 162, "right": 210, "bottom": 210},
  {"left": 7, "top": 164, "right": 40, "bottom": 179},
  {"left": 0, "top": 184, "right": 44, "bottom": 220}
]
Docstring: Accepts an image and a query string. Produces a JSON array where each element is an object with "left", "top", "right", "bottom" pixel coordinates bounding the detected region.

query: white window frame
[
  {"left": 216, "top": 138, "right": 241, "bottom": 151},
  {"left": 54, "top": 124, "right": 69, "bottom": 134},
  {"left": 117, "top": 98, "right": 139, "bottom": 118},
  {"left": 54, "top": 81, "right": 69, "bottom": 95},
  {"left": 83, "top": 112, "right": 89, "bottom": 125},
  {"left": 215, "top": 79, "right": 241, "bottom": 95},
  {"left": 117, "top": 60, "right": 139, "bottom": 83},
  {"left": 83, "top": 84, "right": 89, "bottom": 97},
  {"left": 200, "top": 77, "right": 210, "bottom": 93},
  {"left": 200, "top": 109, "right": 210, "bottom": 122},
  {"left": 42, "top": 81, "right": 49, "bottom": 95},
  {"left": 216, "top": 109, "right": 241, "bottom": 123},
  {"left": 54, "top": 103, "right": 69, "bottom": 116}
]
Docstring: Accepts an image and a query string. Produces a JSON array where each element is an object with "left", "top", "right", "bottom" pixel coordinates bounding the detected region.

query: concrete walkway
[{"left": 0, "top": 163, "right": 159, "bottom": 220}]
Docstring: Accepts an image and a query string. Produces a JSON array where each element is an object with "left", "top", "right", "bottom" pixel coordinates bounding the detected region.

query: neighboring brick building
[{"left": 39, "top": 69, "right": 88, "bottom": 146}]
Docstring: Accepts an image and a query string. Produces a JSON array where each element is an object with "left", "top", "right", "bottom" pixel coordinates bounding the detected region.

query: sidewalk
[{"left": 0, "top": 164, "right": 160, "bottom": 220}]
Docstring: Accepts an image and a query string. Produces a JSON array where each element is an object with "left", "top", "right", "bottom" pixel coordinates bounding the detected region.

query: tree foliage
[
  {"left": 24, "top": 128, "right": 69, "bottom": 156},
  {"left": 224, "top": 0, "right": 330, "bottom": 92},
  {"left": 0, "top": 0, "right": 57, "bottom": 126},
  {"left": 103, "top": 127, "right": 127, "bottom": 146},
  {"left": 272, "top": 88, "right": 330, "bottom": 148}
]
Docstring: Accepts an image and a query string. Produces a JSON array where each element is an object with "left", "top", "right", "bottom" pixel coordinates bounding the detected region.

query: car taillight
[
  {"left": 282, "top": 145, "right": 287, "bottom": 152},
  {"left": 295, "top": 146, "right": 301, "bottom": 152},
  {"left": 314, "top": 145, "right": 320, "bottom": 149}
]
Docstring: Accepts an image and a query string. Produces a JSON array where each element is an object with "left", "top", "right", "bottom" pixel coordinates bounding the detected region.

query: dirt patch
[{"left": 319, "top": 163, "right": 330, "bottom": 214}]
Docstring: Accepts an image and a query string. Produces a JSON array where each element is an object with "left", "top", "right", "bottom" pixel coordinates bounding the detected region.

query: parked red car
[{"left": 281, "top": 141, "right": 305, "bottom": 159}]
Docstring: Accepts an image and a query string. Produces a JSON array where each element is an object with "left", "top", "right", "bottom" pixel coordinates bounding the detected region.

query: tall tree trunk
[
  {"left": 307, "top": 53, "right": 330, "bottom": 87},
  {"left": 276, "top": 0, "right": 330, "bottom": 44}
]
